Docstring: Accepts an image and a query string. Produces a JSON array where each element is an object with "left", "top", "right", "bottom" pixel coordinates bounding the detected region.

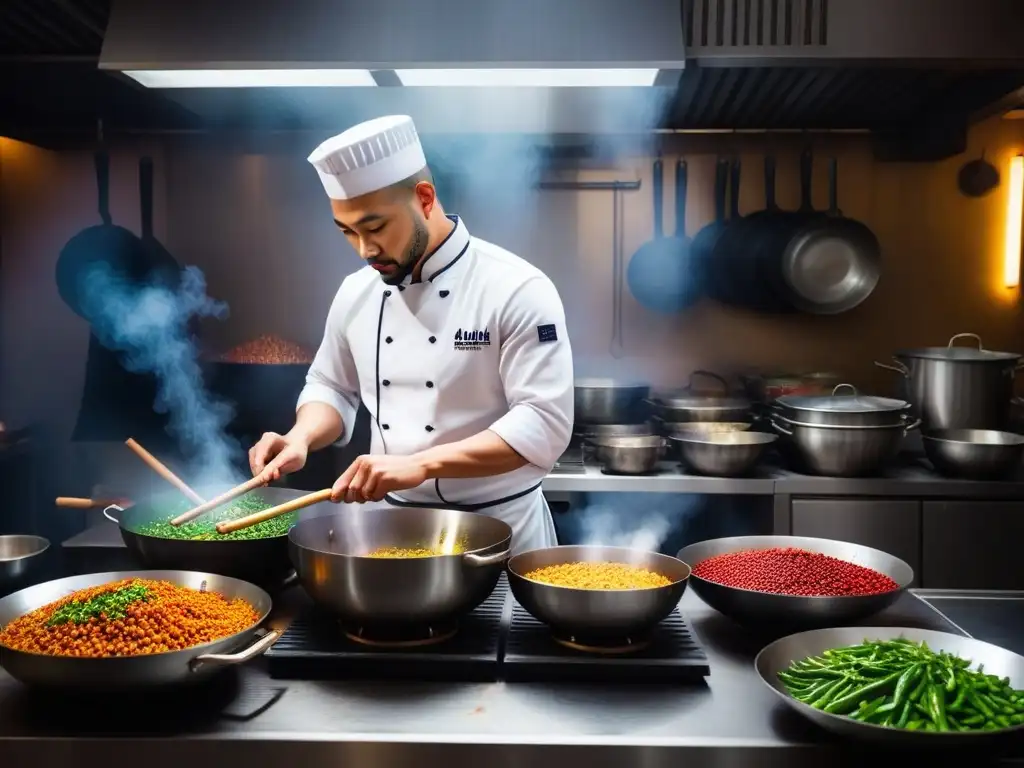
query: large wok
[
  {"left": 507, "top": 545, "right": 691, "bottom": 639},
  {"left": 289, "top": 506, "right": 511, "bottom": 629},
  {"left": 0, "top": 570, "right": 277, "bottom": 689},
  {"left": 104, "top": 487, "right": 330, "bottom": 587}
]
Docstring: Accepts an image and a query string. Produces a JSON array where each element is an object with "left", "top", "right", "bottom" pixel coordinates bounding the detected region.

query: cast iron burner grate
[
  {"left": 502, "top": 601, "right": 710, "bottom": 684},
  {"left": 266, "top": 575, "right": 507, "bottom": 682}
]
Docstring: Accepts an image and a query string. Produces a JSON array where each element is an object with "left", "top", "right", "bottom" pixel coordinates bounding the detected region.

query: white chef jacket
[{"left": 298, "top": 216, "right": 573, "bottom": 553}]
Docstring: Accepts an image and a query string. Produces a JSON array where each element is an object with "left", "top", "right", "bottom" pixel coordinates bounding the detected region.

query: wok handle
[
  {"left": 189, "top": 629, "right": 281, "bottom": 672},
  {"left": 463, "top": 548, "right": 511, "bottom": 568},
  {"left": 874, "top": 359, "right": 909, "bottom": 377},
  {"left": 56, "top": 497, "right": 103, "bottom": 509},
  {"left": 102, "top": 504, "right": 125, "bottom": 524}
]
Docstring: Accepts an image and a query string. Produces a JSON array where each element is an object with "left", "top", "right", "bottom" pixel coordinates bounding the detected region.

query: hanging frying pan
[
  {"left": 690, "top": 158, "right": 729, "bottom": 301},
  {"left": 138, "top": 156, "right": 183, "bottom": 292},
  {"left": 780, "top": 157, "right": 881, "bottom": 315},
  {"left": 627, "top": 158, "right": 699, "bottom": 313},
  {"left": 56, "top": 151, "right": 150, "bottom": 319},
  {"left": 708, "top": 159, "right": 744, "bottom": 306}
]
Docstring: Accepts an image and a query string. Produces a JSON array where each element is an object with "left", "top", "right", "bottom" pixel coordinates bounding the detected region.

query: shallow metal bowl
[
  {"left": 587, "top": 435, "right": 666, "bottom": 475},
  {"left": 756, "top": 626, "right": 1024, "bottom": 745},
  {"left": 676, "top": 535, "right": 912, "bottom": 629},
  {"left": 923, "top": 429, "right": 1024, "bottom": 481},
  {"left": 670, "top": 431, "right": 777, "bottom": 477},
  {"left": 0, "top": 535, "right": 49, "bottom": 592},
  {"left": 507, "top": 545, "right": 690, "bottom": 639},
  {"left": 667, "top": 421, "right": 752, "bottom": 435},
  {"left": 0, "top": 570, "right": 276, "bottom": 689}
]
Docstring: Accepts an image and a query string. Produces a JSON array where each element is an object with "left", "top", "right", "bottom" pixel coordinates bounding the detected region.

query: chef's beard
[{"left": 375, "top": 213, "right": 431, "bottom": 286}]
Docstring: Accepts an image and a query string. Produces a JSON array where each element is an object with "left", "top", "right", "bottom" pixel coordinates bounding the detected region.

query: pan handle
[
  {"left": 652, "top": 158, "right": 664, "bottom": 239},
  {"left": 902, "top": 418, "right": 922, "bottom": 433},
  {"left": 190, "top": 629, "right": 282, "bottom": 672},
  {"left": 463, "top": 548, "right": 511, "bottom": 568},
  {"left": 712, "top": 158, "right": 728, "bottom": 224},
  {"left": 874, "top": 359, "right": 909, "bottom": 377},
  {"left": 770, "top": 418, "right": 794, "bottom": 436},
  {"left": 102, "top": 504, "right": 125, "bottom": 524},
  {"left": 763, "top": 155, "right": 778, "bottom": 211},
  {"left": 728, "top": 158, "right": 741, "bottom": 219},
  {"left": 674, "top": 159, "right": 687, "bottom": 238}
]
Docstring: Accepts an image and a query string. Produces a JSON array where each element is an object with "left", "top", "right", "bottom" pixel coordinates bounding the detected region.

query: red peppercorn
[{"left": 691, "top": 547, "right": 899, "bottom": 597}]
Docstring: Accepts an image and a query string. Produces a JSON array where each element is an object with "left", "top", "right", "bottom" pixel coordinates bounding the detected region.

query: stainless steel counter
[
  {"left": 0, "top": 588, "right": 1020, "bottom": 767},
  {"left": 544, "top": 458, "right": 1024, "bottom": 498}
]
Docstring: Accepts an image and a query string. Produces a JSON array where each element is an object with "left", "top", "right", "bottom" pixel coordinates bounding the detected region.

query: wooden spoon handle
[
  {"left": 216, "top": 489, "right": 332, "bottom": 535},
  {"left": 124, "top": 438, "right": 205, "bottom": 505},
  {"left": 171, "top": 475, "right": 268, "bottom": 526}
]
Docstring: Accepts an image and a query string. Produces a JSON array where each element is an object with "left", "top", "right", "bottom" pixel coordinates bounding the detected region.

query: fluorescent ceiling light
[
  {"left": 122, "top": 69, "right": 377, "bottom": 88},
  {"left": 394, "top": 68, "right": 660, "bottom": 87}
]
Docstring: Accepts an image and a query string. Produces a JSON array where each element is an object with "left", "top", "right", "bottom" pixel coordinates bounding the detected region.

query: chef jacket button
[
  {"left": 386, "top": 336, "right": 393, "bottom": 344},
  {"left": 383, "top": 379, "right": 391, "bottom": 386},
  {"left": 382, "top": 424, "right": 390, "bottom": 430},
  {"left": 426, "top": 381, "right": 434, "bottom": 388},
  {"left": 397, "top": 285, "right": 406, "bottom": 291},
  {"left": 439, "top": 290, "right": 450, "bottom": 298},
  {"left": 428, "top": 336, "right": 436, "bottom": 344},
  {"left": 425, "top": 425, "right": 434, "bottom": 432},
  {"left": 384, "top": 290, "right": 392, "bottom": 297}
]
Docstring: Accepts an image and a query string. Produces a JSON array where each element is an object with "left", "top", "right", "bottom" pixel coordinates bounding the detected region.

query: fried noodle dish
[
  {"left": 0, "top": 578, "right": 259, "bottom": 658},
  {"left": 524, "top": 562, "right": 672, "bottom": 590}
]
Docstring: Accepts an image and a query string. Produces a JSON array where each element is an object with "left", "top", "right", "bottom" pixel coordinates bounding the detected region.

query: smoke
[
  {"left": 560, "top": 492, "right": 700, "bottom": 554},
  {"left": 80, "top": 263, "right": 244, "bottom": 490}
]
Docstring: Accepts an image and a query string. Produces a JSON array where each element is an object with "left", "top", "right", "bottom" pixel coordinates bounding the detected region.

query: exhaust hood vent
[
  {"left": 101, "top": 0, "right": 685, "bottom": 87},
  {"left": 683, "top": 0, "right": 829, "bottom": 51}
]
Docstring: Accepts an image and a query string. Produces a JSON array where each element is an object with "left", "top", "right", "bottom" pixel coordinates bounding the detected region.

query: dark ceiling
[{"left": 4, "top": 0, "right": 1024, "bottom": 151}]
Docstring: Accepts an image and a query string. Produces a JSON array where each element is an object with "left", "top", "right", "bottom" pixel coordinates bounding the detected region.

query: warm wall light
[
  {"left": 122, "top": 69, "right": 377, "bottom": 88},
  {"left": 1004, "top": 154, "right": 1024, "bottom": 289}
]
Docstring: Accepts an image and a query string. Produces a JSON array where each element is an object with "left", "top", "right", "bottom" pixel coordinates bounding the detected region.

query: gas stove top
[{"left": 266, "top": 575, "right": 709, "bottom": 684}]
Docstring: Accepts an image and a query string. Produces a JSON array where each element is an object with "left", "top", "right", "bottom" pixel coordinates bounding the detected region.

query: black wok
[
  {"left": 102, "top": 487, "right": 326, "bottom": 587},
  {"left": 507, "top": 545, "right": 691, "bottom": 640}
]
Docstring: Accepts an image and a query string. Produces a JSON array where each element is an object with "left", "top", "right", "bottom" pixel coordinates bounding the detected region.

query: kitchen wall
[{"left": 2, "top": 114, "right": 1024, "bottom": 508}]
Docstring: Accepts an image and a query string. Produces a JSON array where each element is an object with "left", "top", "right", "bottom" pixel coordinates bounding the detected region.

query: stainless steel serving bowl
[
  {"left": 0, "top": 535, "right": 49, "bottom": 592},
  {"left": 676, "top": 535, "right": 912, "bottom": 629},
  {"left": 587, "top": 435, "right": 665, "bottom": 475},
  {"left": 288, "top": 507, "right": 511, "bottom": 629},
  {"left": 667, "top": 421, "right": 752, "bottom": 435},
  {"left": 0, "top": 570, "right": 276, "bottom": 689},
  {"left": 574, "top": 380, "right": 650, "bottom": 425},
  {"left": 922, "top": 429, "right": 1024, "bottom": 480},
  {"left": 756, "top": 626, "right": 1024, "bottom": 745},
  {"left": 507, "top": 545, "right": 690, "bottom": 639},
  {"left": 670, "top": 431, "right": 777, "bottom": 477},
  {"left": 772, "top": 415, "right": 919, "bottom": 477}
]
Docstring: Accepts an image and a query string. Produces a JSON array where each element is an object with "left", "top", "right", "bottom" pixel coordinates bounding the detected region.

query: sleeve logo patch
[{"left": 537, "top": 324, "right": 558, "bottom": 343}]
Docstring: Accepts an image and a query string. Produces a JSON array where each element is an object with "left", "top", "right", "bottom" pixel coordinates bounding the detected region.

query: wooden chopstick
[
  {"left": 124, "top": 438, "right": 205, "bottom": 505},
  {"left": 216, "top": 489, "right": 332, "bottom": 535},
  {"left": 171, "top": 475, "right": 268, "bottom": 526},
  {"left": 55, "top": 496, "right": 133, "bottom": 509}
]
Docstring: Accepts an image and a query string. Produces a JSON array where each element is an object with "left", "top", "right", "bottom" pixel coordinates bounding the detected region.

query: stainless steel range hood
[{"left": 99, "top": 0, "right": 686, "bottom": 133}]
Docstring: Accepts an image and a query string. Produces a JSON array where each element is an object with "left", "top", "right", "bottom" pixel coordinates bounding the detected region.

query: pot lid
[
  {"left": 654, "top": 370, "right": 751, "bottom": 408},
  {"left": 777, "top": 384, "right": 908, "bottom": 413},
  {"left": 894, "top": 333, "right": 1021, "bottom": 363}
]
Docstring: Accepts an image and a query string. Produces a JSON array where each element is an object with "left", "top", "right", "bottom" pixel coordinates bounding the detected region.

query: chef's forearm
[
  {"left": 414, "top": 430, "right": 528, "bottom": 480},
  {"left": 288, "top": 403, "right": 344, "bottom": 451}
]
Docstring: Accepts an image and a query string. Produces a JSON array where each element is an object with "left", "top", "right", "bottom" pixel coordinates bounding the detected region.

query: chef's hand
[
  {"left": 331, "top": 455, "right": 429, "bottom": 503},
  {"left": 250, "top": 432, "right": 308, "bottom": 483}
]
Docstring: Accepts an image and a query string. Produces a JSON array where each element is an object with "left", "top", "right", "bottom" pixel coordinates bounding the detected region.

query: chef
[{"left": 249, "top": 115, "right": 574, "bottom": 553}]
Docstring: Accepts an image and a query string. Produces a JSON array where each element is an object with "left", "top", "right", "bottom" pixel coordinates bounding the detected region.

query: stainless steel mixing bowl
[
  {"left": 676, "top": 535, "right": 912, "bottom": 629},
  {"left": 756, "top": 626, "right": 1024, "bottom": 745},
  {"left": 922, "top": 429, "right": 1024, "bottom": 480},
  {"left": 0, "top": 535, "right": 49, "bottom": 592},
  {"left": 587, "top": 435, "right": 665, "bottom": 474},
  {"left": 288, "top": 506, "right": 511, "bottom": 629},
  {"left": 574, "top": 380, "right": 650, "bottom": 425},
  {"left": 508, "top": 545, "right": 690, "bottom": 639},
  {"left": 671, "top": 431, "right": 777, "bottom": 477}
]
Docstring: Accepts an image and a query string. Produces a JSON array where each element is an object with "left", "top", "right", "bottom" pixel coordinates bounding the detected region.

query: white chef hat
[{"left": 307, "top": 115, "right": 428, "bottom": 200}]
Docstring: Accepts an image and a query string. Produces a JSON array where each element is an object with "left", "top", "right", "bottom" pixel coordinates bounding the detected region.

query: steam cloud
[{"left": 81, "top": 264, "right": 243, "bottom": 490}]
